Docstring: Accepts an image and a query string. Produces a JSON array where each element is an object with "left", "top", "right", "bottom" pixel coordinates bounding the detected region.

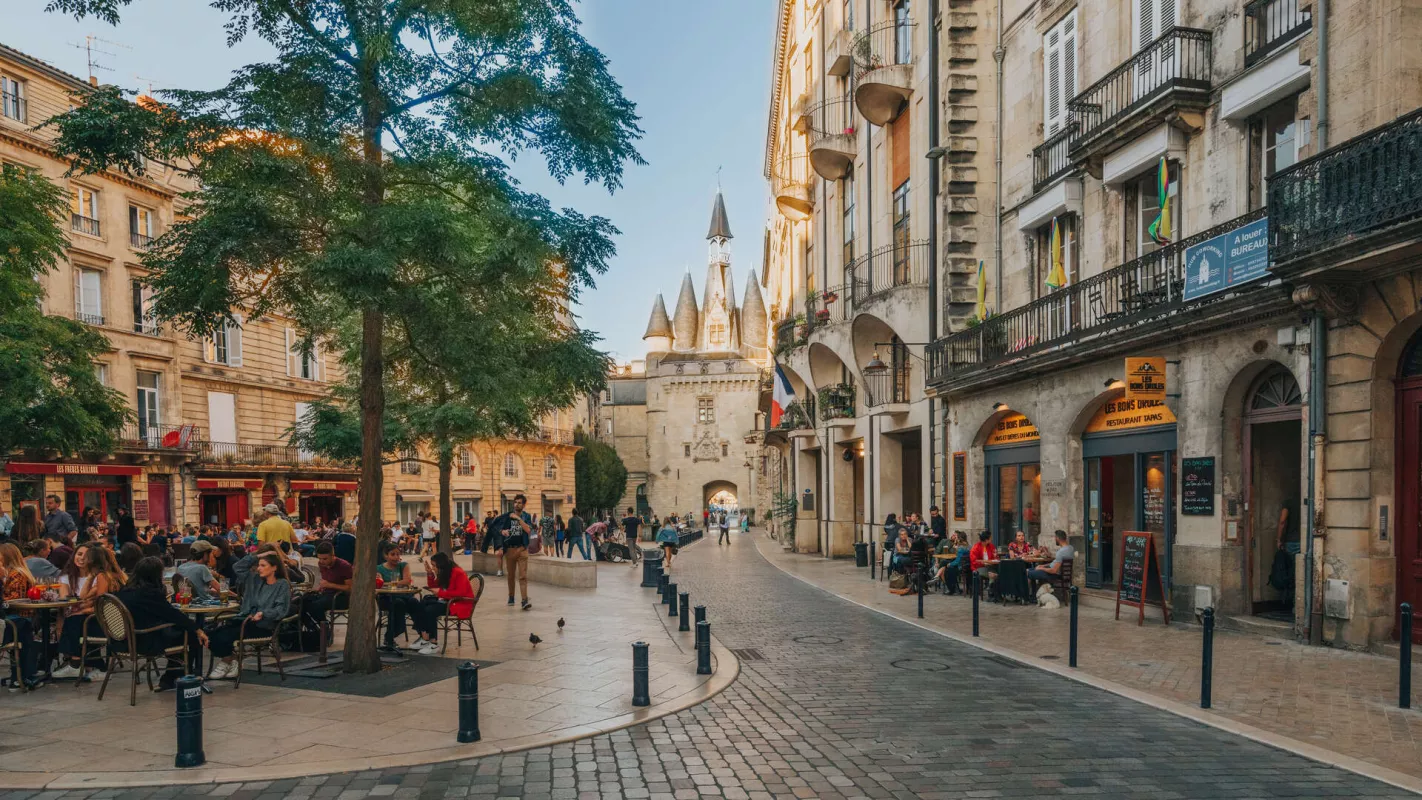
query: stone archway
[{"left": 703, "top": 480, "right": 739, "bottom": 510}]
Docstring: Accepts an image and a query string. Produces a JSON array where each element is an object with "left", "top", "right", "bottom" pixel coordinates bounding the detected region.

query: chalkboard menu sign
[
  {"left": 952, "top": 452, "right": 967, "bottom": 520},
  {"left": 1115, "top": 531, "right": 1170, "bottom": 625},
  {"left": 1181, "top": 456, "right": 1215, "bottom": 516}
]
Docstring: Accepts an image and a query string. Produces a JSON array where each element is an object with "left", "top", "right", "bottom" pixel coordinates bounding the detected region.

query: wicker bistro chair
[
  {"left": 0, "top": 618, "right": 27, "bottom": 693},
  {"left": 435, "top": 573, "right": 484, "bottom": 655},
  {"left": 91, "top": 594, "right": 190, "bottom": 706},
  {"left": 232, "top": 602, "right": 301, "bottom": 689}
]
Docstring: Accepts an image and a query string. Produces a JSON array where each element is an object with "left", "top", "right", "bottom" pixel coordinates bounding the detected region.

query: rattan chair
[
  {"left": 437, "top": 573, "right": 484, "bottom": 655},
  {"left": 92, "top": 594, "right": 189, "bottom": 706},
  {"left": 0, "top": 618, "right": 27, "bottom": 693},
  {"left": 232, "top": 603, "right": 300, "bottom": 689}
]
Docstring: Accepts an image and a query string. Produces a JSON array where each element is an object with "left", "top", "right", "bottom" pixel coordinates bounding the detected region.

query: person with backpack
[
  {"left": 492, "top": 495, "right": 535, "bottom": 610},
  {"left": 718, "top": 514, "right": 731, "bottom": 545}
]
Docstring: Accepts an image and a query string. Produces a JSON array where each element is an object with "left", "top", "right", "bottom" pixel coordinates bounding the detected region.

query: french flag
[{"left": 771, "top": 365, "right": 796, "bottom": 428}]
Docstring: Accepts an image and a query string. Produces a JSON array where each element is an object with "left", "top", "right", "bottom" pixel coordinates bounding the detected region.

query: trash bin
[
  {"left": 854, "top": 541, "right": 869, "bottom": 568},
  {"left": 640, "top": 551, "right": 664, "bottom": 587}
]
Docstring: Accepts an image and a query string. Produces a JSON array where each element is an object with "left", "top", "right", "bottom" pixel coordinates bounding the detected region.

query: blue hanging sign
[{"left": 1183, "top": 216, "right": 1270, "bottom": 301}]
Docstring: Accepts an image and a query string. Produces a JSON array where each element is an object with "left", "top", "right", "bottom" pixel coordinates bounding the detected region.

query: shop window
[
  {"left": 1248, "top": 96, "right": 1299, "bottom": 211},
  {"left": 1125, "top": 160, "right": 1180, "bottom": 258}
]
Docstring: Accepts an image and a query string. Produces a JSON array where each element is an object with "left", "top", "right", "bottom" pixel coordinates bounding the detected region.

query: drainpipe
[
  {"left": 864, "top": 0, "right": 873, "bottom": 279},
  {"left": 1307, "top": 311, "right": 1327, "bottom": 644},
  {"left": 1316, "top": 0, "right": 1329, "bottom": 151},
  {"left": 821, "top": 5, "right": 828, "bottom": 291},
  {"left": 927, "top": 0, "right": 941, "bottom": 509},
  {"left": 869, "top": 412, "right": 877, "bottom": 563},
  {"left": 993, "top": 0, "right": 1004, "bottom": 311}
]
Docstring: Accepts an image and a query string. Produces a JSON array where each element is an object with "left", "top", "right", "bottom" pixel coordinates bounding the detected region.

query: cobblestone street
[{"left": 10, "top": 533, "right": 1416, "bottom": 800}]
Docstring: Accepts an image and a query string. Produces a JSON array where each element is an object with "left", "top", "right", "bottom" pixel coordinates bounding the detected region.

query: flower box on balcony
[
  {"left": 822, "top": 291, "right": 839, "bottom": 304},
  {"left": 814, "top": 309, "right": 832, "bottom": 322}
]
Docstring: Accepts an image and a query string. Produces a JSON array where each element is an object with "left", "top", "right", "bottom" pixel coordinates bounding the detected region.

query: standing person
[
  {"left": 717, "top": 513, "right": 731, "bottom": 545},
  {"left": 493, "top": 495, "right": 534, "bottom": 610},
  {"left": 553, "top": 514, "right": 566, "bottom": 557},
  {"left": 42, "top": 495, "right": 76, "bottom": 541},
  {"left": 256, "top": 503, "right": 296, "bottom": 546},
  {"left": 566, "top": 509, "right": 590, "bottom": 560},
  {"left": 539, "top": 513, "right": 556, "bottom": 555},
  {"left": 114, "top": 507, "right": 137, "bottom": 548},
  {"left": 620, "top": 508, "right": 642, "bottom": 546},
  {"left": 14, "top": 506, "right": 40, "bottom": 545},
  {"left": 656, "top": 516, "right": 680, "bottom": 568}
]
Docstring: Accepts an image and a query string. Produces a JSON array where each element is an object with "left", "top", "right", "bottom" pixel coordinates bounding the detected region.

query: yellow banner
[
  {"left": 985, "top": 411, "right": 1040, "bottom": 446},
  {"left": 1125, "top": 357, "right": 1167, "bottom": 400},
  {"left": 1085, "top": 397, "right": 1176, "bottom": 434}
]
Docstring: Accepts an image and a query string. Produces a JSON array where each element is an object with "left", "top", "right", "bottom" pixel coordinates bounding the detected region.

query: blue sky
[{"left": 10, "top": 1, "right": 775, "bottom": 362}]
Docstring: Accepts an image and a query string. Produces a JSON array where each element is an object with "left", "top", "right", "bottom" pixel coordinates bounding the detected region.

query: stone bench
[{"left": 462, "top": 551, "right": 598, "bottom": 589}]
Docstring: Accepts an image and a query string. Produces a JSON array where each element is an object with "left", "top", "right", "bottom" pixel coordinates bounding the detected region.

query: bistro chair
[
  {"left": 74, "top": 613, "right": 110, "bottom": 687},
  {"left": 1048, "top": 559, "right": 1075, "bottom": 603},
  {"left": 0, "top": 618, "right": 27, "bottom": 693},
  {"left": 170, "top": 542, "right": 192, "bottom": 563},
  {"left": 91, "top": 594, "right": 189, "bottom": 707},
  {"left": 437, "top": 573, "right": 485, "bottom": 655},
  {"left": 232, "top": 602, "right": 300, "bottom": 689}
]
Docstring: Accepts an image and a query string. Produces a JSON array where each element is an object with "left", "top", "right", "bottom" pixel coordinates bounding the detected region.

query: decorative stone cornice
[{"left": 1292, "top": 282, "right": 1360, "bottom": 321}]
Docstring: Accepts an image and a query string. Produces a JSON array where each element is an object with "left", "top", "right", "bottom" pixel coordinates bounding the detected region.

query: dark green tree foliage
[
  {"left": 0, "top": 166, "right": 128, "bottom": 456},
  {"left": 573, "top": 429, "right": 628, "bottom": 518},
  {"left": 46, "top": 0, "right": 641, "bottom": 672}
]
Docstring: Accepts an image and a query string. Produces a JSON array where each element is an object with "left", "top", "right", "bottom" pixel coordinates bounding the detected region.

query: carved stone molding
[{"left": 1292, "top": 282, "right": 1360, "bottom": 320}]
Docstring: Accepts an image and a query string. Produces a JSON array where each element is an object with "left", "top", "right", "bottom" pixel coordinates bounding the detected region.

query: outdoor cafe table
[
  {"left": 4, "top": 598, "right": 80, "bottom": 681},
  {"left": 989, "top": 559, "right": 1033, "bottom": 603},
  {"left": 176, "top": 600, "right": 240, "bottom": 689}
]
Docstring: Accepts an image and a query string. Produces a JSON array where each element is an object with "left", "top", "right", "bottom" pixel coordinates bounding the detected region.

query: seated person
[
  {"left": 906, "top": 535, "right": 931, "bottom": 588},
  {"left": 332, "top": 522, "right": 357, "bottom": 564},
  {"left": 969, "top": 530, "right": 998, "bottom": 592},
  {"left": 175, "top": 540, "right": 221, "bottom": 602},
  {"left": 411, "top": 552, "right": 475, "bottom": 652},
  {"left": 0, "top": 544, "right": 42, "bottom": 689},
  {"left": 890, "top": 527, "right": 913, "bottom": 575},
  {"left": 933, "top": 533, "right": 970, "bottom": 594},
  {"left": 113, "top": 557, "right": 208, "bottom": 691},
  {"left": 1027, "top": 529, "right": 1074, "bottom": 587},
  {"left": 1006, "top": 530, "right": 1034, "bottom": 559},
  {"left": 23, "top": 539, "right": 61, "bottom": 581},
  {"left": 377, "top": 543, "right": 435, "bottom": 654},
  {"left": 205, "top": 551, "right": 292, "bottom": 679},
  {"left": 301, "top": 542, "right": 352, "bottom": 637}
]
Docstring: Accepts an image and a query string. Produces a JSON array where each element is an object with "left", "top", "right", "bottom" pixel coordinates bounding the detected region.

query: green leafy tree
[
  {"left": 0, "top": 166, "right": 128, "bottom": 456},
  {"left": 573, "top": 429, "right": 628, "bottom": 519},
  {"left": 46, "top": 0, "right": 642, "bottom": 672}
]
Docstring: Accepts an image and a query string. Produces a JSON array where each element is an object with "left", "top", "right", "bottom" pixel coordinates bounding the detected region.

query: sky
[{"left": 8, "top": 1, "right": 776, "bottom": 363}]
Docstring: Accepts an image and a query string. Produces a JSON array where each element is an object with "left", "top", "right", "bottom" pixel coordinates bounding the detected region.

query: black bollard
[
  {"left": 1201, "top": 607, "right": 1215, "bottom": 709},
  {"left": 1069, "top": 586, "right": 1079, "bottom": 668},
  {"left": 174, "top": 674, "right": 205, "bottom": 768},
  {"left": 971, "top": 572, "right": 980, "bottom": 637},
  {"left": 1401, "top": 603, "right": 1413, "bottom": 710},
  {"left": 667, "top": 582, "right": 679, "bottom": 616},
  {"left": 696, "top": 621, "right": 712, "bottom": 675},
  {"left": 917, "top": 571, "right": 924, "bottom": 619},
  {"left": 679, "top": 592, "right": 691, "bottom": 632},
  {"left": 457, "top": 661, "right": 481, "bottom": 742},
  {"left": 657, "top": 572, "right": 669, "bottom": 603},
  {"left": 694, "top": 604, "right": 707, "bottom": 627},
  {"left": 870, "top": 536, "right": 876, "bottom": 580},
  {"left": 632, "top": 642, "right": 650, "bottom": 706}
]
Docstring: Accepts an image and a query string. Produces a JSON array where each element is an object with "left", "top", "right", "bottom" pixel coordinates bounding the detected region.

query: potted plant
[
  {"left": 822, "top": 290, "right": 838, "bottom": 304},
  {"left": 815, "top": 308, "right": 832, "bottom": 322}
]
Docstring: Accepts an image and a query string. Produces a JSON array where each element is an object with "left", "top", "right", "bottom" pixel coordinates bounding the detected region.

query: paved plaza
[{"left": 2, "top": 532, "right": 1418, "bottom": 799}]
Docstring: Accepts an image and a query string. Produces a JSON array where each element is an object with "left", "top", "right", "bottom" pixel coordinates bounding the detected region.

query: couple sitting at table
[{"left": 376, "top": 543, "right": 475, "bottom": 655}]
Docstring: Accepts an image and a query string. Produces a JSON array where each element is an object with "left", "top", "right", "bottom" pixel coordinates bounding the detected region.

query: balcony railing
[
  {"left": 806, "top": 97, "right": 858, "bottom": 145},
  {"left": 1067, "top": 28, "right": 1212, "bottom": 153},
  {"left": 117, "top": 422, "right": 201, "bottom": 451},
  {"left": 70, "top": 213, "right": 101, "bottom": 237},
  {"left": 73, "top": 311, "right": 105, "bottom": 327},
  {"left": 1033, "top": 122, "right": 1077, "bottom": 193},
  {"left": 847, "top": 240, "right": 930, "bottom": 306},
  {"left": 774, "top": 318, "right": 807, "bottom": 355},
  {"left": 818, "top": 384, "right": 856, "bottom": 420},
  {"left": 852, "top": 20, "right": 915, "bottom": 79},
  {"left": 1244, "top": 0, "right": 1310, "bottom": 68},
  {"left": 864, "top": 366, "right": 910, "bottom": 407},
  {"left": 1, "top": 91, "right": 25, "bottom": 123},
  {"left": 520, "top": 427, "right": 575, "bottom": 446},
  {"left": 776, "top": 397, "right": 815, "bottom": 431},
  {"left": 133, "top": 320, "right": 162, "bottom": 337},
  {"left": 130, "top": 231, "right": 154, "bottom": 249},
  {"left": 807, "top": 285, "right": 852, "bottom": 328},
  {"left": 928, "top": 208, "right": 1268, "bottom": 385},
  {"left": 197, "top": 440, "right": 354, "bottom": 468},
  {"left": 1269, "top": 108, "right": 1422, "bottom": 265}
]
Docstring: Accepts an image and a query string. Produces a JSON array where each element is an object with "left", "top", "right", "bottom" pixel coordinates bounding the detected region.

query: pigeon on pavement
[{"left": 529, "top": 633, "right": 542, "bottom": 648}]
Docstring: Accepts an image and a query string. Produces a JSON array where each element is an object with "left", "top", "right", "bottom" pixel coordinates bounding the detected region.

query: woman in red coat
[{"left": 416, "top": 552, "right": 475, "bottom": 649}]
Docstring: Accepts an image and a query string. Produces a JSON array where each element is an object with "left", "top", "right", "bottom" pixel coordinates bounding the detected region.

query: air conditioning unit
[{"left": 1194, "top": 585, "right": 1213, "bottom": 613}]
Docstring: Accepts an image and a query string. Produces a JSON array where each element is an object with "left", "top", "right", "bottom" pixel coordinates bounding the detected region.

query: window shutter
[
  {"left": 203, "top": 331, "right": 215, "bottom": 363},
  {"left": 1044, "top": 29, "right": 1061, "bottom": 135},
  {"left": 285, "top": 327, "right": 297, "bottom": 376},
  {"left": 316, "top": 350, "right": 325, "bottom": 382},
  {"left": 73, "top": 269, "right": 82, "bottom": 315},
  {"left": 890, "top": 110, "right": 911, "bottom": 188},
  {"left": 228, "top": 315, "right": 243, "bottom": 367},
  {"left": 1063, "top": 14, "right": 1077, "bottom": 106},
  {"left": 1135, "top": 0, "right": 1155, "bottom": 51}
]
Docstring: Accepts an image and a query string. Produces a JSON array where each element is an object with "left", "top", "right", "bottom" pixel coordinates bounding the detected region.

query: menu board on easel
[
  {"left": 952, "top": 452, "right": 967, "bottom": 520},
  {"left": 1115, "top": 531, "right": 1170, "bottom": 625}
]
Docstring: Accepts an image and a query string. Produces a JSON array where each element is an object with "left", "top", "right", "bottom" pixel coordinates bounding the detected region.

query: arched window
[
  {"left": 1402, "top": 330, "right": 1422, "bottom": 378},
  {"left": 1249, "top": 367, "right": 1302, "bottom": 411},
  {"left": 544, "top": 455, "right": 558, "bottom": 480},
  {"left": 503, "top": 452, "right": 520, "bottom": 478}
]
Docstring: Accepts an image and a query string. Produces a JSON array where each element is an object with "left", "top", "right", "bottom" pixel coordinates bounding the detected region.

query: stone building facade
[
  {"left": 0, "top": 41, "right": 581, "bottom": 531},
  {"left": 598, "top": 192, "right": 774, "bottom": 521}
]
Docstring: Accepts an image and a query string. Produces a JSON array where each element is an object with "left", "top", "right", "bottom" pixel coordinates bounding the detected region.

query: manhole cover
[
  {"left": 793, "top": 635, "right": 843, "bottom": 645},
  {"left": 890, "top": 659, "right": 951, "bottom": 672}
]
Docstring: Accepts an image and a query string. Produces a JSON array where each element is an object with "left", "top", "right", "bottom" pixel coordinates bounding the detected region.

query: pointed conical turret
[
  {"left": 707, "top": 190, "right": 733, "bottom": 241},
  {"left": 643, "top": 294, "right": 673, "bottom": 354},
  {"left": 741, "top": 270, "right": 769, "bottom": 352},
  {"left": 672, "top": 272, "right": 699, "bottom": 351}
]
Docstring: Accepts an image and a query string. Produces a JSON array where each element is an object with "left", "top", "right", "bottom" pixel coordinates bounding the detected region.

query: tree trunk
[
  {"left": 344, "top": 305, "right": 384, "bottom": 673},
  {"left": 438, "top": 443, "right": 453, "bottom": 555}
]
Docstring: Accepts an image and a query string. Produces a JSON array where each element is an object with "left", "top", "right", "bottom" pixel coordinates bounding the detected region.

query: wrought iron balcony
[
  {"left": 1, "top": 91, "right": 25, "bottom": 123},
  {"left": 806, "top": 97, "right": 858, "bottom": 180},
  {"left": 72, "top": 311, "right": 105, "bottom": 327},
  {"left": 776, "top": 398, "right": 815, "bottom": 431},
  {"left": 927, "top": 208, "right": 1269, "bottom": 389},
  {"left": 116, "top": 422, "right": 201, "bottom": 451},
  {"left": 196, "top": 440, "right": 355, "bottom": 468},
  {"left": 1244, "top": 0, "right": 1310, "bottom": 68},
  {"left": 774, "top": 318, "right": 807, "bottom": 355},
  {"left": 807, "top": 285, "right": 852, "bottom": 328},
  {"left": 772, "top": 153, "right": 814, "bottom": 221},
  {"left": 1067, "top": 28, "right": 1212, "bottom": 157},
  {"left": 852, "top": 20, "right": 916, "bottom": 125},
  {"left": 863, "top": 365, "right": 909, "bottom": 407},
  {"left": 1268, "top": 108, "right": 1422, "bottom": 269},
  {"left": 130, "top": 231, "right": 154, "bottom": 249},
  {"left": 133, "top": 319, "right": 162, "bottom": 337},
  {"left": 818, "top": 384, "right": 856, "bottom": 421},
  {"left": 70, "top": 213, "right": 101, "bottom": 237},
  {"left": 1032, "top": 122, "right": 1077, "bottom": 194},
  {"left": 846, "top": 240, "right": 930, "bottom": 307}
]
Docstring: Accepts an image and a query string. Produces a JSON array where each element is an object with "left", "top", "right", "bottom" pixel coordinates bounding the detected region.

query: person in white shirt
[
  {"left": 420, "top": 513, "right": 438, "bottom": 555},
  {"left": 293, "top": 523, "right": 310, "bottom": 543}
]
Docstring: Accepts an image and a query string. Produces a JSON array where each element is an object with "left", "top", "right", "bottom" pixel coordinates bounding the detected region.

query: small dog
[{"left": 1036, "top": 583, "right": 1062, "bottom": 609}]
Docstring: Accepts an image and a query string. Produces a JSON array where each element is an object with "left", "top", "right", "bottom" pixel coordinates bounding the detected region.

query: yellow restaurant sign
[
  {"left": 1085, "top": 396, "right": 1177, "bottom": 434},
  {"left": 985, "top": 411, "right": 1040, "bottom": 446},
  {"left": 1125, "top": 356, "right": 1167, "bottom": 400}
]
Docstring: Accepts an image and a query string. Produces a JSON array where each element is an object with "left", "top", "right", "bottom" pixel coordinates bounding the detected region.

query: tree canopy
[{"left": 574, "top": 429, "right": 628, "bottom": 517}]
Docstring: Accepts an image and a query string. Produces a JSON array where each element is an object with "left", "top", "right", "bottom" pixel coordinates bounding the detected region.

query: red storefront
[
  {"left": 196, "top": 478, "right": 262, "bottom": 528},
  {"left": 290, "top": 480, "right": 357, "bottom": 524},
  {"left": 4, "top": 462, "right": 141, "bottom": 523}
]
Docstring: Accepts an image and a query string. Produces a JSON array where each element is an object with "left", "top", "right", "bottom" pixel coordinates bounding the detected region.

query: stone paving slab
[
  {"left": 754, "top": 532, "right": 1422, "bottom": 790},
  {"left": 0, "top": 548, "right": 734, "bottom": 789},
  {"left": 9, "top": 530, "right": 1417, "bottom": 800}
]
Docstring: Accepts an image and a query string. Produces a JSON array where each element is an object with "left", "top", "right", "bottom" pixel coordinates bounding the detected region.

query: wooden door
[{"left": 1398, "top": 379, "right": 1422, "bottom": 643}]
